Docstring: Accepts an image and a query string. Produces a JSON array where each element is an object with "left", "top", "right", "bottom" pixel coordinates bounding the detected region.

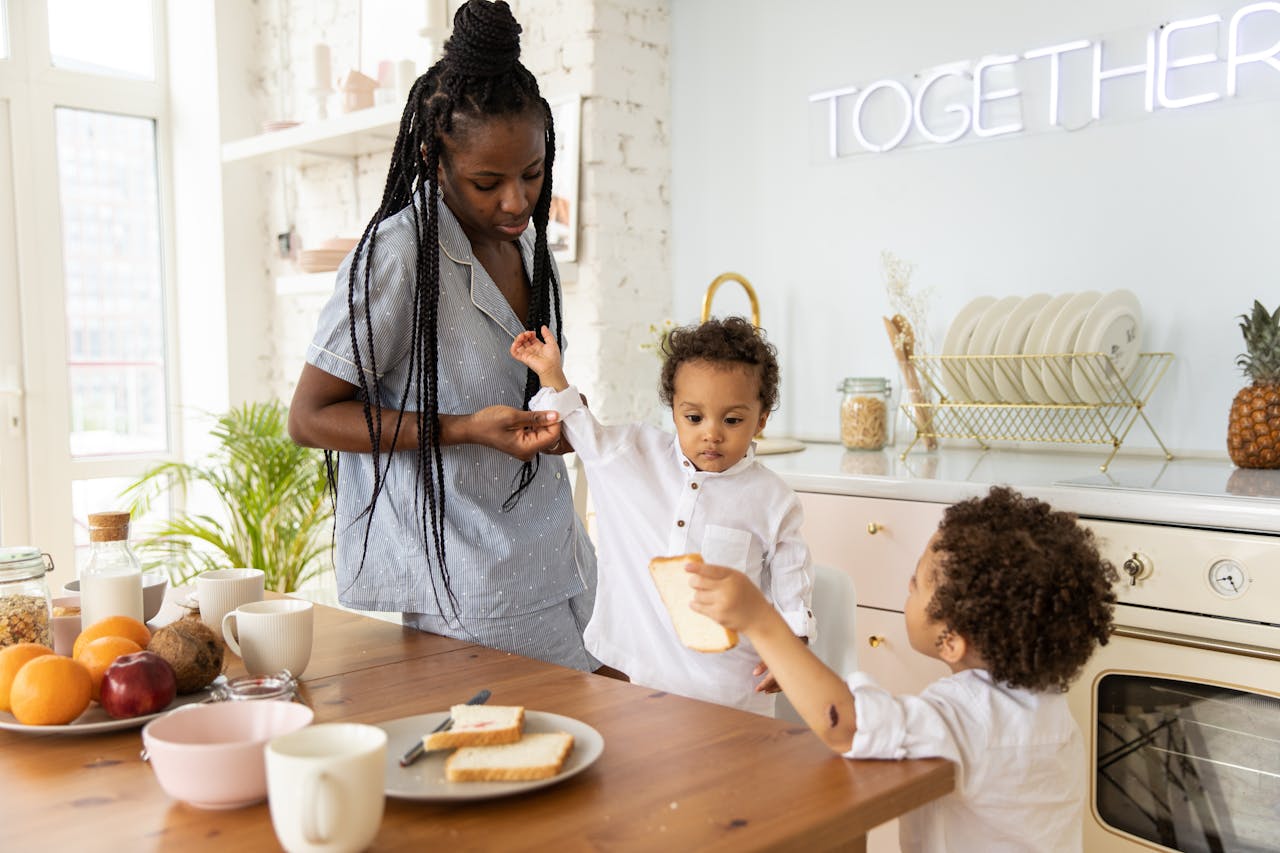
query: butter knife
[{"left": 399, "top": 689, "right": 491, "bottom": 767}]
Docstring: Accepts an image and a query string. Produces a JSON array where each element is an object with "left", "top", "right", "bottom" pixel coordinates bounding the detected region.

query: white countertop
[{"left": 759, "top": 442, "right": 1280, "bottom": 534}]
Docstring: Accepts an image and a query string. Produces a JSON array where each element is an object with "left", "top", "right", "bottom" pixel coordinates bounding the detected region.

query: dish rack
[{"left": 900, "top": 352, "right": 1174, "bottom": 471}]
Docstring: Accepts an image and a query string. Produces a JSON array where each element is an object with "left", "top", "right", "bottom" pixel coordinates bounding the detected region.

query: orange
[
  {"left": 0, "top": 643, "right": 56, "bottom": 712},
  {"left": 73, "top": 615, "right": 151, "bottom": 660},
  {"left": 9, "top": 655, "right": 92, "bottom": 726},
  {"left": 76, "top": 636, "right": 143, "bottom": 701}
]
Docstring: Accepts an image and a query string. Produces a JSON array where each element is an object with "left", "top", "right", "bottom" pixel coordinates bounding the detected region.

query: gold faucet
[{"left": 701, "top": 272, "right": 760, "bottom": 327}]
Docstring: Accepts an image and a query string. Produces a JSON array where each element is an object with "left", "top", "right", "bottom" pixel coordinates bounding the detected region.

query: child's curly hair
[
  {"left": 658, "top": 316, "right": 780, "bottom": 412},
  {"left": 928, "top": 486, "right": 1118, "bottom": 693}
]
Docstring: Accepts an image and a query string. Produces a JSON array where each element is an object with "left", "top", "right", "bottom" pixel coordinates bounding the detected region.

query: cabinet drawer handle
[
  {"left": 867, "top": 635, "right": 885, "bottom": 648},
  {"left": 866, "top": 522, "right": 881, "bottom": 535}
]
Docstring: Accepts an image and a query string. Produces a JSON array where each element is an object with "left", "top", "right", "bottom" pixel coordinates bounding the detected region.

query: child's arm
[
  {"left": 688, "top": 561, "right": 857, "bottom": 753},
  {"left": 510, "top": 324, "right": 570, "bottom": 391}
]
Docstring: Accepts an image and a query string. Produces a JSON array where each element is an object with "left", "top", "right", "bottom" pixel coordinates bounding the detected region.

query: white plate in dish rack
[
  {"left": 992, "top": 293, "right": 1053, "bottom": 403},
  {"left": 964, "top": 296, "right": 1023, "bottom": 402},
  {"left": 1020, "top": 292, "right": 1077, "bottom": 404},
  {"left": 378, "top": 710, "right": 603, "bottom": 801},
  {"left": 940, "top": 296, "right": 997, "bottom": 402},
  {"left": 1071, "top": 289, "right": 1143, "bottom": 404},
  {"left": 1038, "top": 291, "right": 1102, "bottom": 403}
]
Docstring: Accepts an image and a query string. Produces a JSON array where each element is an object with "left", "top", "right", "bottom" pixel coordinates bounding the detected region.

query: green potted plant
[{"left": 124, "top": 401, "right": 333, "bottom": 593}]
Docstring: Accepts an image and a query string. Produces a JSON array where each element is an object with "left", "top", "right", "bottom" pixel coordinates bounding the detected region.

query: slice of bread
[
  {"left": 423, "top": 704, "right": 525, "bottom": 750},
  {"left": 648, "top": 553, "right": 738, "bottom": 653},
  {"left": 445, "top": 731, "right": 576, "bottom": 782}
]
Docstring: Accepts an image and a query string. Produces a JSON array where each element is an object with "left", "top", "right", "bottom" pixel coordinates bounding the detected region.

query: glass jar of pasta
[{"left": 838, "top": 377, "right": 895, "bottom": 451}]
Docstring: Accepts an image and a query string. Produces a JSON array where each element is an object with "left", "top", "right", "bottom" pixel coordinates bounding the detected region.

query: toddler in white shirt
[
  {"left": 689, "top": 486, "right": 1119, "bottom": 852},
  {"left": 510, "top": 316, "right": 814, "bottom": 716}
]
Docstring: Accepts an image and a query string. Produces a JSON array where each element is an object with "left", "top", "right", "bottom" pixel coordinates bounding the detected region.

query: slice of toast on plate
[
  {"left": 423, "top": 704, "right": 524, "bottom": 750},
  {"left": 445, "top": 731, "right": 575, "bottom": 782},
  {"left": 648, "top": 553, "right": 738, "bottom": 653}
]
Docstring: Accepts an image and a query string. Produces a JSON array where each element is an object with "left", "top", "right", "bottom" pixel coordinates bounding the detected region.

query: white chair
[{"left": 775, "top": 563, "right": 858, "bottom": 722}]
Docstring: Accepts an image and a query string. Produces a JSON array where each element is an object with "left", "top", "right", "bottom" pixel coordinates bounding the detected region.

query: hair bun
[{"left": 444, "top": 0, "right": 522, "bottom": 78}]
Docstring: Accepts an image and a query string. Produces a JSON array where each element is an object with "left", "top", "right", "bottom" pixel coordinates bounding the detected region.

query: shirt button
[
  {"left": 691, "top": 483, "right": 699, "bottom": 490},
  {"left": 677, "top": 520, "right": 686, "bottom": 527},
  {"left": 682, "top": 460, "right": 689, "bottom": 467}
]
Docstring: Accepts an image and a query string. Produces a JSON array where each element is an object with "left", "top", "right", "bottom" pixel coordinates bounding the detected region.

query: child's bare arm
[
  {"left": 688, "top": 561, "right": 858, "bottom": 753},
  {"left": 509, "top": 324, "right": 570, "bottom": 391}
]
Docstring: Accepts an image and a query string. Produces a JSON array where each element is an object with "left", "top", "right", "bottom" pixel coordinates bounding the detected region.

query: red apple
[{"left": 100, "top": 651, "right": 177, "bottom": 719}]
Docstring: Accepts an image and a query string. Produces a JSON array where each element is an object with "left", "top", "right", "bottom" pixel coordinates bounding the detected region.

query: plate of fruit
[{"left": 0, "top": 614, "right": 226, "bottom": 734}]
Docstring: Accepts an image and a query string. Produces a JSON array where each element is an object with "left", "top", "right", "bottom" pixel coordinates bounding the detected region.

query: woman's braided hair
[{"left": 330, "top": 0, "right": 560, "bottom": 619}]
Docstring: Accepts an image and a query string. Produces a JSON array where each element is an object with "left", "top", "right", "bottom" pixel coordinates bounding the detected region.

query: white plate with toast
[{"left": 377, "top": 710, "right": 604, "bottom": 801}]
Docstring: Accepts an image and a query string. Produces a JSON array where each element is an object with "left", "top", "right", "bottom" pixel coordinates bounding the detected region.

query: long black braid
[{"left": 326, "top": 0, "right": 562, "bottom": 621}]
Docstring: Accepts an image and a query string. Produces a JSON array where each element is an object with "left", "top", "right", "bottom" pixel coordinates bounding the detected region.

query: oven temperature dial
[{"left": 1207, "top": 559, "right": 1249, "bottom": 598}]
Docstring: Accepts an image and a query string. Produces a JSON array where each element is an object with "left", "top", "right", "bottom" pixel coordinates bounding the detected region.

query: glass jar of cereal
[
  {"left": 838, "top": 377, "right": 895, "bottom": 451},
  {"left": 0, "top": 547, "right": 55, "bottom": 649}
]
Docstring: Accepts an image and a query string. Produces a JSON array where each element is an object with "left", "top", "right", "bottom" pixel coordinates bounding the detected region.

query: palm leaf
[{"left": 123, "top": 401, "right": 333, "bottom": 592}]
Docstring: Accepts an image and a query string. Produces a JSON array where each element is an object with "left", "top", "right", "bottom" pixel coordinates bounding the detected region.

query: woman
[{"left": 288, "top": 0, "right": 597, "bottom": 671}]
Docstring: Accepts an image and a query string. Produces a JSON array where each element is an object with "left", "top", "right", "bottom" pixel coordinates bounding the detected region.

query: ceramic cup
[
  {"left": 222, "top": 598, "right": 314, "bottom": 678},
  {"left": 196, "top": 568, "right": 265, "bottom": 633},
  {"left": 266, "top": 723, "right": 387, "bottom": 853}
]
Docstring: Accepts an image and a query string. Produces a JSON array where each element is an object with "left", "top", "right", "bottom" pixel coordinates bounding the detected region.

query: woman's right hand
[{"left": 452, "top": 405, "right": 562, "bottom": 461}]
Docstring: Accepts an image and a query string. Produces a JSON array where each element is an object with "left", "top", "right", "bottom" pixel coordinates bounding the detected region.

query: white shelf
[
  {"left": 222, "top": 103, "right": 403, "bottom": 165},
  {"left": 276, "top": 272, "right": 337, "bottom": 296}
]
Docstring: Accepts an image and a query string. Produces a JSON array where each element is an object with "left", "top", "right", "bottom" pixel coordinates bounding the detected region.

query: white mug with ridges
[
  {"left": 196, "top": 568, "right": 265, "bottom": 634},
  {"left": 222, "top": 598, "right": 314, "bottom": 677},
  {"left": 266, "top": 723, "right": 387, "bottom": 853}
]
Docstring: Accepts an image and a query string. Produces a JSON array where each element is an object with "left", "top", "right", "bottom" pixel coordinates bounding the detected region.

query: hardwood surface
[{"left": 1, "top": 600, "right": 953, "bottom": 851}]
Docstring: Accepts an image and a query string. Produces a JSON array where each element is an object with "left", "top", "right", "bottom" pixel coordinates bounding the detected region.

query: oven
[{"left": 1066, "top": 518, "right": 1280, "bottom": 852}]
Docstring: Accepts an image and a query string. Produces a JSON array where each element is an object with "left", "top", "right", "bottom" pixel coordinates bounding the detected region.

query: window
[
  {"left": 47, "top": 0, "right": 154, "bottom": 79},
  {"left": 55, "top": 108, "right": 168, "bottom": 457}
]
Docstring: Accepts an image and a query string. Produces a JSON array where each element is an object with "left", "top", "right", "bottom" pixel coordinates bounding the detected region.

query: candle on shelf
[
  {"left": 396, "top": 60, "right": 418, "bottom": 102},
  {"left": 424, "top": 0, "right": 447, "bottom": 33},
  {"left": 313, "top": 43, "right": 332, "bottom": 92}
]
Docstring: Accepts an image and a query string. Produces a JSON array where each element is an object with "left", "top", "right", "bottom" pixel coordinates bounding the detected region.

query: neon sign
[{"left": 810, "top": 2, "right": 1280, "bottom": 156}]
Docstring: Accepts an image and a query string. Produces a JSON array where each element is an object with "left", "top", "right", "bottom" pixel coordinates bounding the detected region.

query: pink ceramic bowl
[{"left": 142, "top": 699, "right": 314, "bottom": 809}]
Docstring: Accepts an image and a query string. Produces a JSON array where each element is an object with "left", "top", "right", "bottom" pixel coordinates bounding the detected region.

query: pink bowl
[{"left": 142, "top": 700, "right": 314, "bottom": 809}]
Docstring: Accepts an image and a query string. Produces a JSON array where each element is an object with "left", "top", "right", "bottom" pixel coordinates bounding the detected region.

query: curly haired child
[
  {"left": 511, "top": 316, "right": 814, "bottom": 716},
  {"left": 689, "top": 486, "right": 1117, "bottom": 851}
]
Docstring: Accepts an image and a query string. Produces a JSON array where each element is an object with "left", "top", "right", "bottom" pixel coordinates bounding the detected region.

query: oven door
[{"left": 1067, "top": 626, "right": 1280, "bottom": 853}]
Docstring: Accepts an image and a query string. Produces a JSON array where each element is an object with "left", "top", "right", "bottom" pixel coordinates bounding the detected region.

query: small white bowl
[
  {"left": 142, "top": 700, "right": 314, "bottom": 809},
  {"left": 63, "top": 570, "right": 168, "bottom": 623},
  {"left": 50, "top": 595, "right": 82, "bottom": 656}
]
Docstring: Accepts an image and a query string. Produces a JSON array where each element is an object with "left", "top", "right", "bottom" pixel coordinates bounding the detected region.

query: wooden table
[{"left": 1, "top": 600, "right": 953, "bottom": 851}]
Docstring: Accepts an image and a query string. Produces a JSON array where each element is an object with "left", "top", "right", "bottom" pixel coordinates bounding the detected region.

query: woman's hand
[{"left": 456, "top": 405, "right": 563, "bottom": 461}]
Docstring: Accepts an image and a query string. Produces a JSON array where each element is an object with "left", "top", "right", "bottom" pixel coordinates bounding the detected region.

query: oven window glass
[{"left": 1096, "top": 674, "right": 1280, "bottom": 852}]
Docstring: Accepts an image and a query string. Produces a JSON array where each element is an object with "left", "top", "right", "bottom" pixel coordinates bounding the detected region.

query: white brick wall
[{"left": 246, "top": 0, "right": 672, "bottom": 427}]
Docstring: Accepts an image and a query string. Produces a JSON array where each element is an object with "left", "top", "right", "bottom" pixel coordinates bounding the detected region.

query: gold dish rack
[{"left": 900, "top": 352, "right": 1174, "bottom": 472}]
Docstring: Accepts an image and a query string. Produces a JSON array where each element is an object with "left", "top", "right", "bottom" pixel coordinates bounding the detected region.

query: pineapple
[{"left": 1227, "top": 300, "right": 1280, "bottom": 469}]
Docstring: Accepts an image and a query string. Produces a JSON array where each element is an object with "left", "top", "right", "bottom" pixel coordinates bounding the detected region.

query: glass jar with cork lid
[
  {"left": 838, "top": 377, "right": 896, "bottom": 451},
  {"left": 81, "top": 511, "right": 145, "bottom": 628},
  {"left": 0, "top": 546, "right": 55, "bottom": 648}
]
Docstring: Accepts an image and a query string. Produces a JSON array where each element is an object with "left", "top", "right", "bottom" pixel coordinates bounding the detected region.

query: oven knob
[{"left": 1122, "top": 552, "right": 1152, "bottom": 586}]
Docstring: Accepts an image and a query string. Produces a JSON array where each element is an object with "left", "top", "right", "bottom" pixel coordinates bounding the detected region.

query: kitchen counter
[
  {"left": 761, "top": 443, "right": 1280, "bottom": 534},
  {"left": 2, "top": 598, "right": 952, "bottom": 851}
]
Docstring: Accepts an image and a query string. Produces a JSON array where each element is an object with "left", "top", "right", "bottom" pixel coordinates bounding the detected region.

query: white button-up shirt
[
  {"left": 845, "top": 668, "right": 1085, "bottom": 852},
  {"left": 533, "top": 385, "right": 815, "bottom": 715}
]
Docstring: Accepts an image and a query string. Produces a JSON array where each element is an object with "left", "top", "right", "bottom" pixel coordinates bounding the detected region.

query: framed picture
[{"left": 547, "top": 94, "right": 580, "bottom": 264}]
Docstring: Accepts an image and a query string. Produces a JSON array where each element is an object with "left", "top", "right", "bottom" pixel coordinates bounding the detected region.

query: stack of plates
[
  {"left": 297, "top": 238, "right": 359, "bottom": 274},
  {"left": 939, "top": 289, "right": 1143, "bottom": 404},
  {"left": 262, "top": 120, "right": 301, "bottom": 133}
]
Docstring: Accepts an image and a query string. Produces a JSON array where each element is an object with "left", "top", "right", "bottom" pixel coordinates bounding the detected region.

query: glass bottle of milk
[{"left": 80, "top": 511, "right": 144, "bottom": 627}]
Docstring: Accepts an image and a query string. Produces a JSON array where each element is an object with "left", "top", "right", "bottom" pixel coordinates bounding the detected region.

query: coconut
[{"left": 147, "top": 619, "right": 225, "bottom": 694}]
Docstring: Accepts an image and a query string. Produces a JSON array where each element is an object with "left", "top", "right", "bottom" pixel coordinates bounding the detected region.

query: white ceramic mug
[
  {"left": 222, "top": 598, "right": 314, "bottom": 677},
  {"left": 266, "top": 723, "right": 387, "bottom": 853},
  {"left": 196, "top": 568, "right": 265, "bottom": 633}
]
